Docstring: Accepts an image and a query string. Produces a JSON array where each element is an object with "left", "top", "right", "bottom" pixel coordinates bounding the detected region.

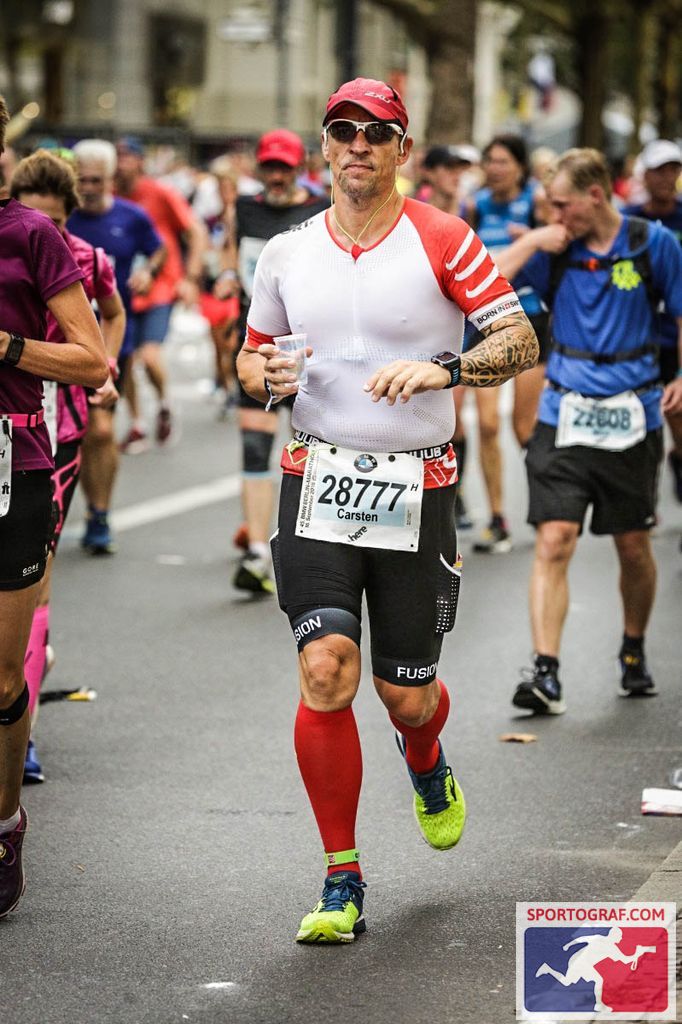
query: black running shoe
[
  {"left": 232, "top": 552, "right": 275, "bottom": 595},
  {"left": 0, "top": 807, "right": 28, "bottom": 919},
  {"left": 512, "top": 663, "right": 566, "bottom": 715},
  {"left": 473, "top": 515, "right": 512, "bottom": 554},
  {"left": 619, "top": 649, "right": 657, "bottom": 697}
]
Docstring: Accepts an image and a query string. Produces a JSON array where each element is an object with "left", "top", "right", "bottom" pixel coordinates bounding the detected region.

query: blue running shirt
[
  {"left": 471, "top": 182, "right": 544, "bottom": 317},
  {"left": 68, "top": 198, "right": 162, "bottom": 355},
  {"left": 516, "top": 216, "right": 682, "bottom": 430}
]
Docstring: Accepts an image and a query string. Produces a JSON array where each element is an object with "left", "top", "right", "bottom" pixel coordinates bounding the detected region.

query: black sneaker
[
  {"left": 473, "top": 515, "right": 512, "bottom": 553},
  {"left": 512, "top": 663, "right": 566, "bottom": 715},
  {"left": 0, "top": 807, "right": 28, "bottom": 919},
  {"left": 232, "top": 552, "right": 275, "bottom": 595},
  {"left": 619, "top": 649, "right": 657, "bottom": 697}
]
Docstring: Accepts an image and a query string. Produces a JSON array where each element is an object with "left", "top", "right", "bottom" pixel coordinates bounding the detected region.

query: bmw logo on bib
[{"left": 354, "top": 454, "right": 378, "bottom": 473}]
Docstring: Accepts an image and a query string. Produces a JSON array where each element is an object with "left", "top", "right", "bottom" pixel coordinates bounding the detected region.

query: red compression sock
[
  {"left": 25, "top": 604, "right": 49, "bottom": 717},
  {"left": 294, "top": 702, "right": 362, "bottom": 877},
  {"left": 390, "top": 679, "right": 450, "bottom": 775}
]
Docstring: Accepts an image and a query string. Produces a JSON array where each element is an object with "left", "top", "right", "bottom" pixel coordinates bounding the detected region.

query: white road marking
[{"left": 110, "top": 474, "right": 241, "bottom": 534}]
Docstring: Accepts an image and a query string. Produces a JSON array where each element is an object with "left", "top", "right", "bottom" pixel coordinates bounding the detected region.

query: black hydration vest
[{"left": 545, "top": 216, "right": 661, "bottom": 395}]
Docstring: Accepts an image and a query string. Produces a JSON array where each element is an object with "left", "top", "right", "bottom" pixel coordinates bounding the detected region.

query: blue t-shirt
[
  {"left": 517, "top": 216, "right": 682, "bottom": 430},
  {"left": 472, "top": 182, "right": 544, "bottom": 317},
  {"left": 68, "top": 198, "right": 162, "bottom": 355},
  {"left": 623, "top": 198, "right": 682, "bottom": 347}
]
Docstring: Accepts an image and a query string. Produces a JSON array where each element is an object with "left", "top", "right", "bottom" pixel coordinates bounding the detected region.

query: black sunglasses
[{"left": 325, "top": 119, "right": 404, "bottom": 146}]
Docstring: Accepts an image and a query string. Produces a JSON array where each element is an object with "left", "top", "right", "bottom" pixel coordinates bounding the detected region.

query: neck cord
[{"left": 332, "top": 183, "right": 398, "bottom": 248}]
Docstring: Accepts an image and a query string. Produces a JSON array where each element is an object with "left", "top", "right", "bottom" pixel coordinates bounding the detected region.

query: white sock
[
  {"left": 0, "top": 809, "right": 21, "bottom": 834},
  {"left": 248, "top": 541, "right": 269, "bottom": 560}
]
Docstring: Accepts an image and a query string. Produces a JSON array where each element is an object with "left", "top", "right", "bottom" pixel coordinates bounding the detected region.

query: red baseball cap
[
  {"left": 256, "top": 129, "right": 305, "bottom": 167},
  {"left": 324, "top": 78, "right": 408, "bottom": 130}
]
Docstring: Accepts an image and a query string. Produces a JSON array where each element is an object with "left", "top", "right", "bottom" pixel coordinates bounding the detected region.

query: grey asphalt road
[{"left": 4, "top": 317, "right": 681, "bottom": 1024}]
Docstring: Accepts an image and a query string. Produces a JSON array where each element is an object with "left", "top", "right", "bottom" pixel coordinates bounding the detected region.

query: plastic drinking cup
[{"left": 274, "top": 333, "right": 308, "bottom": 387}]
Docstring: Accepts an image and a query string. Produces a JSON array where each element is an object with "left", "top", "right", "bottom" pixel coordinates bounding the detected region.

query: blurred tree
[
  {"left": 371, "top": 0, "right": 679, "bottom": 150},
  {"left": 369, "top": 0, "right": 477, "bottom": 142},
  {"left": 0, "top": 0, "right": 43, "bottom": 109},
  {"left": 512, "top": 0, "right": 611, "bottom": 148},
  {"left": 513, "top": 0, "right": 681, "bottom": 148},
  {"left": 652, "top": 0, "right": 682, "bottom": 138}
]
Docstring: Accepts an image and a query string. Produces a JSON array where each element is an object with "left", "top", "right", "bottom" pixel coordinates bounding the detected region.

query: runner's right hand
[
  {"left": 533, "top": 224, "right": 570, "bottom": 253},
  {"left": 260, "top": 342, "right": 313, "bottom": 397}
]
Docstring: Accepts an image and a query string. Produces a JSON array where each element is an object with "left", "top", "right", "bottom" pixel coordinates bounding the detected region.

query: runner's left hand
[
  {"left": 88, "top": 375, "right": 119, "bottom": 409},
  {"left": 364, "top": 360, "right": 450, "bottom": 405}
]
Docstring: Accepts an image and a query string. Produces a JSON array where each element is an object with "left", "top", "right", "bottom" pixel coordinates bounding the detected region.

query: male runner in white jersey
[{"left": 237, "top": 78, "right": 539, "bottom": 944}]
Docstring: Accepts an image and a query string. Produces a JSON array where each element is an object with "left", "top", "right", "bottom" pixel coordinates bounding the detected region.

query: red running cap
[
  {"left": 324, "top": 78, "right": 408, "bottom": 130},
  {"left": 256, "top": 130, "right": 306, "bottom": 167}
]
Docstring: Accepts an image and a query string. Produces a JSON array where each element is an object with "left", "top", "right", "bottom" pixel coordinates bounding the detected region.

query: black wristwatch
[
  {"left": 431, "top": 351, "right": 461, "bottom": 389},
  {"left": 3, "top": 333, "right": 25, "bottom": 366}
]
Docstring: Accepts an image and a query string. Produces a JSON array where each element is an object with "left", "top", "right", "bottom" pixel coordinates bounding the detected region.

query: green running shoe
[
  {"left": 397, "top": 736, "right": 466, "bottom": 851},
  {"left": 296, "top": 871, "right": 366, "bottom": 944}
]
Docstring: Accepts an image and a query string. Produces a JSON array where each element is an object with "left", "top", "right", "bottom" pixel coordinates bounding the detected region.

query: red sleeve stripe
[{"left": 246, "top": 325, "right": 275, "bottom": 348}]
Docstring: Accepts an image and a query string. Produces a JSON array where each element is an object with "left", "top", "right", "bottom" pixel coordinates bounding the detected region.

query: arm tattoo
[{"left": 459, "top": 312, "right": 539, "bottom": 387}]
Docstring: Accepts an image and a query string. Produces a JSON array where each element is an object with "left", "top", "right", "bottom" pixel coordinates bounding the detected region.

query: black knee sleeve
[
  {"left": 242, "top": 429, "right": 274, "bottom": 476},
  {"left": 0, "top": 684, "right": 29, "bottom": 725},
  {"left": 371, "top": 652, "right": 440, "bottom": 687},
  {"left": 290, "top": 607, "right": 361, "bottom": 652}
]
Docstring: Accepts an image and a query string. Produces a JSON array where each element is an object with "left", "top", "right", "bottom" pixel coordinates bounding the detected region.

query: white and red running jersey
[{"left": 247, "top": 197, "right": 521, "bottom": 452}]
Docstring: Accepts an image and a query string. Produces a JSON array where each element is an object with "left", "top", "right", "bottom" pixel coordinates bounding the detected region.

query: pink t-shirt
[
  {"left": 0, "top": 200, "right": 84, "bottom": 469},
  {"left": 48, "top": 230, "right": 116, "bottom": 444}
]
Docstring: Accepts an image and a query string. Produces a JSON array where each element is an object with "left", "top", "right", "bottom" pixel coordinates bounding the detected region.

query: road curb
[
  {"left": 631, "top": 837, "right": 682, "bottom": 905},
  {"left": 630, "top": 837, "right": 682, "bottom": 1004}
]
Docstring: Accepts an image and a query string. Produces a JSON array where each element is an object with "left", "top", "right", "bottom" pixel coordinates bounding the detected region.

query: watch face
[{"left": 434, "top": 351, "right": 458, "bottom": 367}]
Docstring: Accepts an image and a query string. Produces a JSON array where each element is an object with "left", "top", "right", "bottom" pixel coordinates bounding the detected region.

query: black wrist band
[
  {"left": 264, "top": 376, "right": 282, "bottom": 412},
  {"left": 3, "top": 333, "right": 25, "bottom": 366}
]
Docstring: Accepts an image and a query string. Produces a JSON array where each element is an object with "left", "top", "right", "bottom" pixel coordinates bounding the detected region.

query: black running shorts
[
  {"left": 526, "top": 422, "right": 663, "bottom": 535},
  {"left": 0, "top": 470, "right": 54, "bottom": 590},
  {"left": 272, "top": 472, "right": 460, "bottom": 685}
]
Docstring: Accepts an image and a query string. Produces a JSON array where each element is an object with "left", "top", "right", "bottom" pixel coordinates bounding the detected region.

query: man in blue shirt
[
  {"left": 497, "top": 148, "right": 682, "bottom": 713},
  {"left": 624, "top": 139, "right": 682, "bottom": 501},
  {"left": 68, "top": 139, "right": 164, "bottom": 553}
]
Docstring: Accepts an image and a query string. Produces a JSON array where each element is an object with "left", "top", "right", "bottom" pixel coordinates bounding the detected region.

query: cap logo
[{"left": 364, "top": 91, "right": 391, "bottom": 102}]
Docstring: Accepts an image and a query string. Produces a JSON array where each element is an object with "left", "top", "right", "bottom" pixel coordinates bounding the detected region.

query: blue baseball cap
[{"left": 116, "top": 135, "right": 144, "bottom": 157}]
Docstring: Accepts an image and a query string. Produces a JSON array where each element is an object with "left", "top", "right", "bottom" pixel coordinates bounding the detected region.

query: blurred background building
[{"left": 0, "top": 0, "right": 680, "bottom": 158}]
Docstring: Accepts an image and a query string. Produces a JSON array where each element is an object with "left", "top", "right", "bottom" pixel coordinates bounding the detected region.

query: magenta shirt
[
  {"left": 0, "top": 199, "right": 84, "bottom": 470},
  {"left": 50, "top": 230, "right": 116, "bottom": 444}
]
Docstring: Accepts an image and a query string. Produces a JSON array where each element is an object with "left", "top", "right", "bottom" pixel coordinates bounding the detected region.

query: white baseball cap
[{"left": 640, "top": 139, "right": 682, "bottom": 170}]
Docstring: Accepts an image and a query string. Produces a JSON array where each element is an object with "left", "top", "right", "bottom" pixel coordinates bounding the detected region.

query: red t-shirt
[
  {"left": 123, "top": 178, "right": 194, "bottom": 311},
  {"left": 0, "top": 200, "right": 84, "bottom": 470}
]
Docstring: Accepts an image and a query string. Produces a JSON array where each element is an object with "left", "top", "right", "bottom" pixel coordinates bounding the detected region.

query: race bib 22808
[{"left": 556, "top": 390, "right": 646, "bottom": 452}]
